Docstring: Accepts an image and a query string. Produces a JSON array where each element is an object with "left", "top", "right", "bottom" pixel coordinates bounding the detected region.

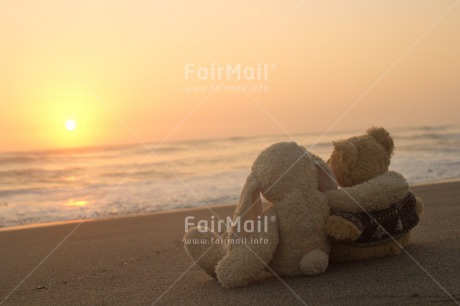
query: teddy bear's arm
[{"left": 325, "top": 171, "right": 409, "bottom": 213}]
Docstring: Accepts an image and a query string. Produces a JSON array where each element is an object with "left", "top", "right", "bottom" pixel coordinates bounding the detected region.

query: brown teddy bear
[{"left": 325, "top": 127, "right": 424, "bottom": 262}]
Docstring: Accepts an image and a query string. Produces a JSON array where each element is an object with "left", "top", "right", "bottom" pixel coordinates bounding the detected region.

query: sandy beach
[{"left": 1, "top": 181, "right": 459, "bottom": 306}]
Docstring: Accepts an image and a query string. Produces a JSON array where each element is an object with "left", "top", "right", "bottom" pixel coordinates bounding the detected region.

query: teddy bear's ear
[
  {"left": 332, "top": 139, "right": 358, "bottom": 169},
  {"left": 367, "top": 126, "right": 394, "bottom": 155}
]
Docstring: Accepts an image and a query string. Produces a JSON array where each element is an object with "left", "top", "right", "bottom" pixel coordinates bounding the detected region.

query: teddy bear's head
[{"left": 328, "top": 127, "right": 394, "bottom": 187}]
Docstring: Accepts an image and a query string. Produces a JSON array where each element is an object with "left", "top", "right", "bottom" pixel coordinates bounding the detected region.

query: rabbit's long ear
[
  {"left": 315, "top": 161, "right": 338, "bottom": 192},
  {"left": 309, "top": 153, "right": 338, "bottom": 192},
  {"left": 232, "top": 173, "right": 263, "bottom": 231}
]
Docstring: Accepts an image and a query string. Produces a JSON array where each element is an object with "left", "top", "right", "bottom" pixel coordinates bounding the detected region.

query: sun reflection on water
[{"left": 66, "top": 200, "right": 87, "bottom": 207}]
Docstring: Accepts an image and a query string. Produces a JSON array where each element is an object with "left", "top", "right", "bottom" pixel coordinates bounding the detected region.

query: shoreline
[
  {"left": 0, "top": 202, "right": 237, "bottom": 233},
  {"left": 410, "top": 177, "right": 460, "bottom": 186},
  {"left": 1, "top": 178, "right": 459, "bottom": 233}
]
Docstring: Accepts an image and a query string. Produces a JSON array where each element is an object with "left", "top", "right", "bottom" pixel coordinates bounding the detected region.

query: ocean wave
[
  {"left": 392, "top": 125, "right": 453, "bottom": 133},
  {"left": 395, "top": 132, "right": 460, "bottom": 141},
  {"left": 0, "top": 155, "right": 51, "bottom": 165},
  {"left": 418, "top": 125, "right": 452, "bottom": 131},
  {"left": 102, "top": 170, "right": 177, "bottom": 180},
  {"left": 123, "top": 142, "right": 207, "bottom": 156},
  {"left": 305, "top": 141, "right": 333, "bottom": 148},
  {"left": 0, "top": 187, "right": 50, "bottom": 197},
  {"left": 0, "top": 168, "right": 83, "bottom": 185},
  {"left": 397, "top": 133, "right": 445, "bottom": 140}
]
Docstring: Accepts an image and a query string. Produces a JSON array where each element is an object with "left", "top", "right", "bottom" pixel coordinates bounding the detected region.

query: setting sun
[{"left": 65, "top": 120, "right": 77, "bottom": 131}]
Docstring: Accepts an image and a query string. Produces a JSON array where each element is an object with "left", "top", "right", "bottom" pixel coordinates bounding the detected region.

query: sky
[{"left": 0, "top": 0, "right": 459, "bottom": 152}]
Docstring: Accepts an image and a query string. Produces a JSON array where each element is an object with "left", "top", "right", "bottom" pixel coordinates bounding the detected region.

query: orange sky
[{"left": 0, "top": 1, "right": 459, "bottom": 152}]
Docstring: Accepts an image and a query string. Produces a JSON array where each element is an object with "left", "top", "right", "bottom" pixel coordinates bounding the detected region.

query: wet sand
[{"left": 0, "top": 181, "right": 459, "bottom": 305}]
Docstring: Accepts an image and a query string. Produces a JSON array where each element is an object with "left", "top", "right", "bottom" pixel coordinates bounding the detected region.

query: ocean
[{"left": 0, "top": 125, "right": 459, "bottom": 228}]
